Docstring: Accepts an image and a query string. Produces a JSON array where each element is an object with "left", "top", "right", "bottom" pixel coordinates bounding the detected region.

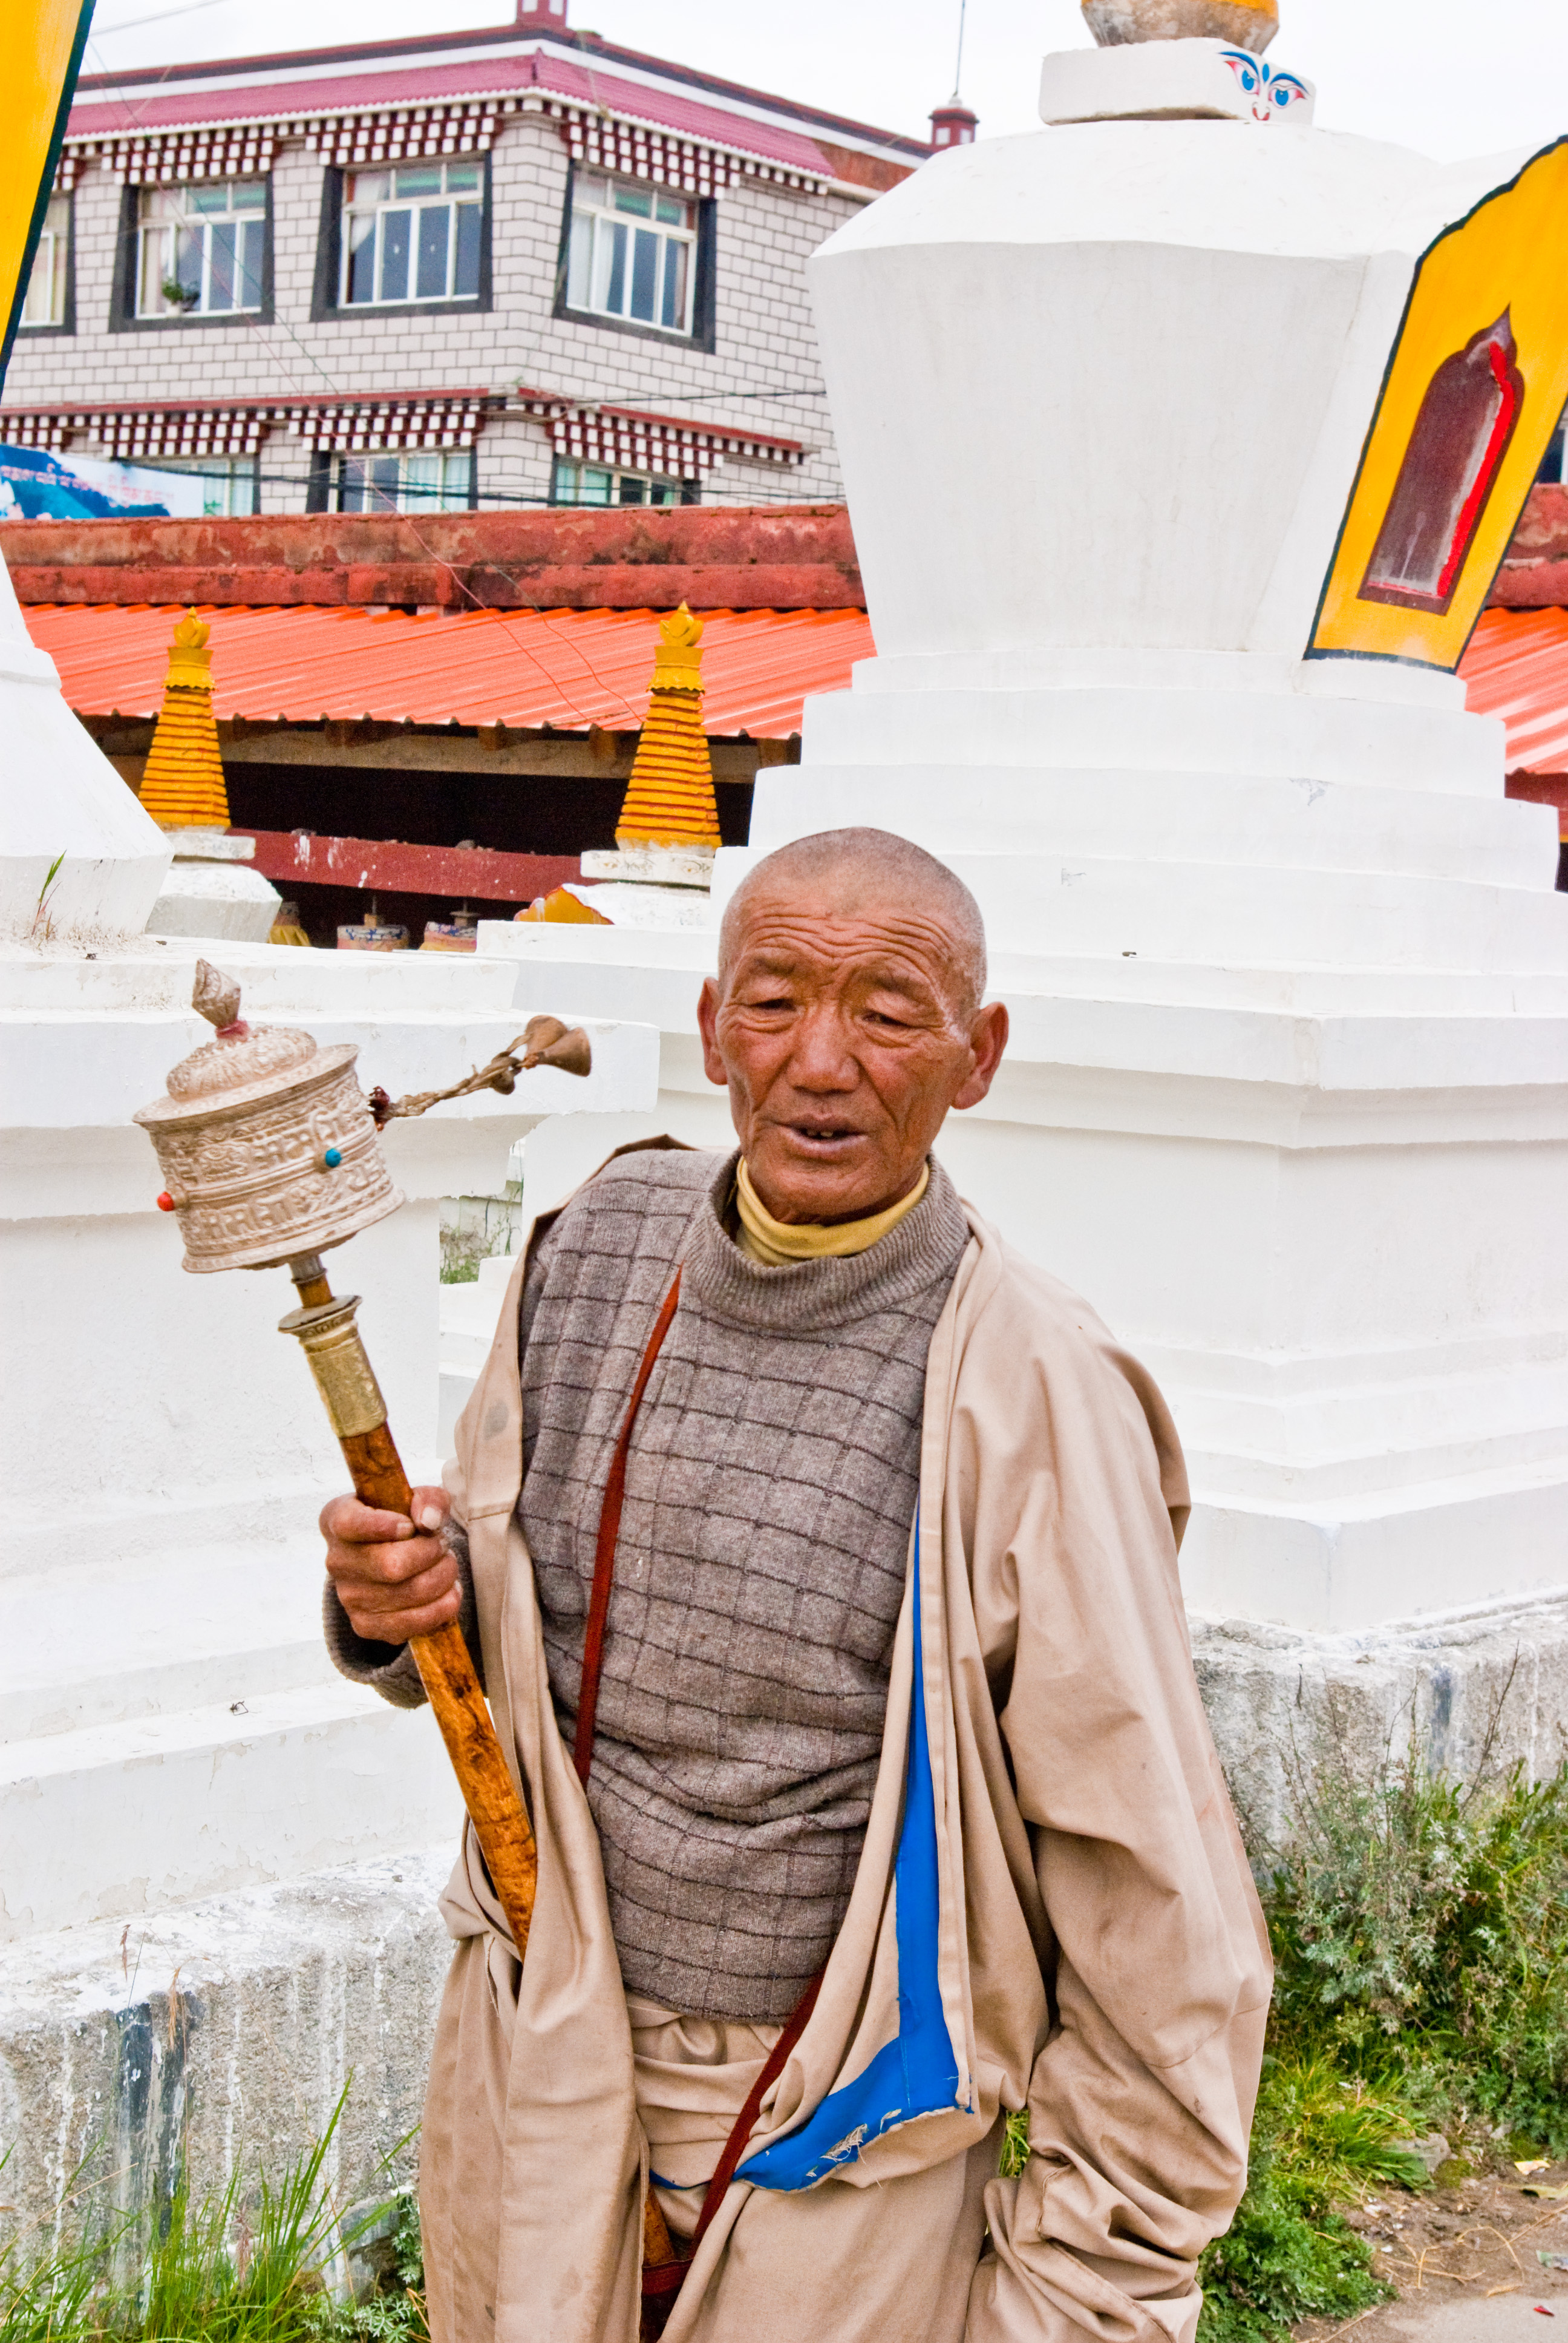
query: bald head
[
  {"left": 699, "top": 827, "right": 1006, "bottom": 1225},
  {"left": 718, "top": 828, "right": 987, "bottom": 1021}
]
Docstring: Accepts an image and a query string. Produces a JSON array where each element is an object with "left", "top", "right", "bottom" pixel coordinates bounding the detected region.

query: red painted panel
[{"left": 237, "top": 830, "right": 580, "bottom": 905}]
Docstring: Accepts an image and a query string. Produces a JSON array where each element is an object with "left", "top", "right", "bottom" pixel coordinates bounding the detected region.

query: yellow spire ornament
[
  {"left": 613, "top": 603, "right": 722, "bottom": 854},
  {"left": 139, "top": 609, "right": 231, "bottom": 831}
]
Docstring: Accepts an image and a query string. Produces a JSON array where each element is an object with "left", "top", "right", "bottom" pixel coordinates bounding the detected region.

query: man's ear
[
  {"left": 952, "top": 1000, "right": 1008, "bottom": 1112},
  {"left": 697, "top": 977, "right": 728, "bottom": 1087}
]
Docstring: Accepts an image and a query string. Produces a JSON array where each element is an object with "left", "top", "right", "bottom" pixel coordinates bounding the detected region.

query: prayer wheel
[{"left": 132, "top": 959, "right": 595, "bottom": 1969}]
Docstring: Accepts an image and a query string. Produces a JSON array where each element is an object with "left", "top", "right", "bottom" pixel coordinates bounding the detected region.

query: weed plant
[{"left": 1198, "top": 1732, "right": 1568, "bottom": 2340}]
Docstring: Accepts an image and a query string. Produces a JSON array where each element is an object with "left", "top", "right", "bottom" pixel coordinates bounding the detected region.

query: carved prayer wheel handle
[{"left": 367, "top": 1015, "right": 593, "bottom": 1127}]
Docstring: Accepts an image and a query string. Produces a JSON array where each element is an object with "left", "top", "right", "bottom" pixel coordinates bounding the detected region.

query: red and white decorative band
[
  {"left": 281, "top": 397, "right": 493, "bottom": 453},
  {"left": 2, "top": 395, "right": 497, "bottom": 460},
  {"left": 72, "top": 124, "right": 279, "bottom": 185},
  {"left": 517, "top": 396, "right": 805, "bottom": 478},
  {"left": 529, "top": 99, "right": 825, "bottom": 197},
  {"left": 303, "top": 96, "right": 520, "bottom": 170},
  {"left": 0, "top": 405, "right": 281, "bottom": 459}
]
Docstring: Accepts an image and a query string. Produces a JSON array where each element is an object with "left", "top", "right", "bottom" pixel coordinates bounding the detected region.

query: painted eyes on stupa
[{"left": 1220, "top": 51, "right": 1308, "bottom": 114}]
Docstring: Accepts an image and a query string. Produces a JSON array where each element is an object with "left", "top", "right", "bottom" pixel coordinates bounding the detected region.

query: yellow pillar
[{"left": 138, "top": 609, "right": 232, "bottom": 832}]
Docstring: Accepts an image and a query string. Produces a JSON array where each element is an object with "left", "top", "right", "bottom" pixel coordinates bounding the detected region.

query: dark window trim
[
  {"left": 312, "top": 156, "right": 493, "bottom": 321},
  {"left": 109, "top": 175, "right": 275, "bottom": 332},
  {"left": 552, "top": 162, "right": 717, "bottom": 356},
  {"left": 16, "top": 188, "right": 76, "bottom": 339}
]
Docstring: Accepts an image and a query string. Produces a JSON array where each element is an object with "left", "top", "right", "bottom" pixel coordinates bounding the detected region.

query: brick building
[{"left": 1, "top": 1, "right": 935, "bottom": 519}]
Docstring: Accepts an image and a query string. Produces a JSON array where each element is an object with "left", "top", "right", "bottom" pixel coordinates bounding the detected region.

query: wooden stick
[
  {"left": 281, "top": 1258, "right": 538, "bottom": 1957},
  {"left": 281, "top": 1253, "right": 681, "bottom": 2290}
]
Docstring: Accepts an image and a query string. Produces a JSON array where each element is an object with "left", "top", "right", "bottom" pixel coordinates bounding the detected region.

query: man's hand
[{"left": 321, "top": 1486, "right": 459, "bottom": 1647}]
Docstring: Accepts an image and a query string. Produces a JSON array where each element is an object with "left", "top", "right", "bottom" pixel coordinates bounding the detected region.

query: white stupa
[{"left": 485, "top": 2, "right": 1568, "bottom": 1795}]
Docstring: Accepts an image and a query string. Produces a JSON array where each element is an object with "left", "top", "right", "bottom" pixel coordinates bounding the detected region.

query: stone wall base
[
  {"left": 1192, "top": 1587, "right": 1568, "bottom": 1848},
  {"left": 0, "top": 1848, "right": 455, "bottom": 2255},
  {"left": 5, "top": 1589, "right": 1567, "bottom": 2246}
]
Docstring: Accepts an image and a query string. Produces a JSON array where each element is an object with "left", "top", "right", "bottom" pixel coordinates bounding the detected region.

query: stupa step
[
  {"left": 719, "top": 846, "right": 1568, "bottom": 974},
  {"left": 750, "top": 765, "right": 1557, "bottom": 890},
  {"left": 1181, "top": 1463, "right": 1568, "bottom": 1637},
  {"left": 0, "top": 1540, "right": 345, "bottom": 1738},
  {"left": 0, "top": 1683, "right": 462, "bottom": 1942},
  {"left": 1154, "top": 1349, "right": 1568, "bottom": 1503},
  {"left": 801, "top": 682, "right": 1502, "bottom": 796}
]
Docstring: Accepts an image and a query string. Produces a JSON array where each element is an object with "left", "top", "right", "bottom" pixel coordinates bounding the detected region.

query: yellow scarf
[{"left": 733, "top": 1157, "right": 930, "bottom": 1267}]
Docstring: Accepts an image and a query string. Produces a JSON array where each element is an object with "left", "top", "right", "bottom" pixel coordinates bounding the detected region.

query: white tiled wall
[{"left": 3, "top": 117, "right": 870, "bottom": 510}]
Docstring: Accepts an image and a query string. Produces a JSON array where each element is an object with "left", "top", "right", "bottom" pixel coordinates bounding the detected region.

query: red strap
[
  {"left": 639, "top": 1967, "right": 824, "bottom": 2301},
  {"left": 573, "top": 1271, "right": 681, "bottom": 1788},
  {"left": 689, "top": 1967, "right": 825, "bottom": 2252},
  {"left": 575, "top": 1270, "right": 822, "bottom": 2307}
]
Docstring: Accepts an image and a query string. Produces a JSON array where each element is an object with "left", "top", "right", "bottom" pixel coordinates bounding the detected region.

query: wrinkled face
[{"left": 697, "top": 876, "right": 1008, "bottom": 1224}]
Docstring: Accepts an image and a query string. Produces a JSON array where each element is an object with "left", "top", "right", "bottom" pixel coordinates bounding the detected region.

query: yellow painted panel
[
  {"left": 1310, "top": 139, "right": 1568, "bottom": 671},
  {"left": 0, "top": 0, "right": 90, "bottom": 338}
]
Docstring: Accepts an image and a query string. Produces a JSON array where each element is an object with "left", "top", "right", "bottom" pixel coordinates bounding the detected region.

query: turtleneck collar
[
  {"left": 678, "top": 1152, "right": 971, "bottom": 1334},
  {"left": 734, "top": 1157, "right": 931, "bottom": 1267}
]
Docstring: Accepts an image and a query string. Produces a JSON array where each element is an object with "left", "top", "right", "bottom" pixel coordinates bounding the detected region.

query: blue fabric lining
[{"left": 736, "top": 1526, "right": 963, "bottom": 2191}]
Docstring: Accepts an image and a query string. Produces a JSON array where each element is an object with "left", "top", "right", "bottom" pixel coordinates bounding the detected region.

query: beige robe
[{"left": 422, "top": 1165, "right": 1272, "bottom": 2343}]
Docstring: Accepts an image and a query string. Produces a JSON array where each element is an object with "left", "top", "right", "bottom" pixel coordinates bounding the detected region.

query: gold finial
[
  {"left": 613, "top": 603, "right": 722, "bottom": 851},
  {"left": 649, "top": 603, "right": 705, "bottom": 691},
  {"left": 139, "top": 606, "right": 231, "bottom": 830}
]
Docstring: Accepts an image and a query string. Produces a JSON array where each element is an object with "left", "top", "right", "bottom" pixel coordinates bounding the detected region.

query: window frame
[
  {"left": 306, "top": 446, "right": 479, "bottom": 516},
  {"left": 141, "top": 453, "right": 260, "bottom": 517},
  {"left": 18, "top": 189, "right": 75, "bottom": 337},
  {"left": 549, "top": 457, "right": 699, "bottom": 510},
  {"left": 112, "top": 179, "right": 274, "bottom": 332},
  {"left": 312, "top": 156, "right": 494, "bottom": 321},
  {"left": 554, "top": 160, "right": 717, "bottom": 355}
]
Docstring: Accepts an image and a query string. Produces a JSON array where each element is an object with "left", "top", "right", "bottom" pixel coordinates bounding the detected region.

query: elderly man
[{"left": 322, "top": 827, "right": 1269, "bottom": 2343}]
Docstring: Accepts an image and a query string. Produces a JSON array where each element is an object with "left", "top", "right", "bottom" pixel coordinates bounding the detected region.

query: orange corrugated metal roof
[
  {"left": 21, "top": 601, "right": 875, "bottom": 740},
  {"left": 1459, "top": 608, "right": 1568, "bottom": 775}
]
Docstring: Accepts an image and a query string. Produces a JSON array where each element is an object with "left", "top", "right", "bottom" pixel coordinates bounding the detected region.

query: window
[
  {"left": 550, "top": 459, "right": 693, "bottom": 508},
  {"left": 341, "top": 162, "right": 482, "bottom": 306},
  {"left": 136, "top": 180, "right": 266, "bottom": 317},
  {"left": 335, "top": 450, "right": 474, "bottom": 513},
  {"left": 21, "top": 194, "right": 69, "bottom": 327},
  {"left": 145, "top": 455, "right": 258, "bottom": 516},
  {"left": 566, "top": 172, "right": 696, "bottom": 335}
]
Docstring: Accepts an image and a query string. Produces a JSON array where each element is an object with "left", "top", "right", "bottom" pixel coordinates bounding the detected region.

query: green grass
[{"left": 0, "top": 2096, "right": 425, "bottom": 2343}]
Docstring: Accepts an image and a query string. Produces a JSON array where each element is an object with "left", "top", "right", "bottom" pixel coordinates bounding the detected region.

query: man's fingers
[
  {"left": 341, "top": 1580, "right": 463, "bottom": 1645},
  {"left": 328, "top": 1532, "right": 450, "bottom": 1590},
  {"left": 320, "top": 1493, "right": 415, "bottom": 1544},
  {"left": 344, "top": 1553, "right": 457, "bottom": 1611}
]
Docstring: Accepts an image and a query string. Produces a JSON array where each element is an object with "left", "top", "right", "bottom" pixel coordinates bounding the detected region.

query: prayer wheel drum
[{"left": 134, "top": 960, "right": 402, "bottom": 1272}]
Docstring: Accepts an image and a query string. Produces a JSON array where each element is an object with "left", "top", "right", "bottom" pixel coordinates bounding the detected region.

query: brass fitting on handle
[{"left": 279, "top": 1293, "right": 388, "bottom": 1439}]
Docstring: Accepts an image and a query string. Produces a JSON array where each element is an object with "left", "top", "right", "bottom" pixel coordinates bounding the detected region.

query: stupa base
[
  {"left": 147, "top": 856, "right": 282, "bottom": 943},
  {"left": 581, "top": 844, "right": 716, "bottom": 889}
]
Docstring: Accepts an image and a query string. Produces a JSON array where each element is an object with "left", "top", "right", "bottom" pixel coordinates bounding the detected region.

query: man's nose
[{"left": 785, "top": 1005, "right": 859, "bottom": 1091}]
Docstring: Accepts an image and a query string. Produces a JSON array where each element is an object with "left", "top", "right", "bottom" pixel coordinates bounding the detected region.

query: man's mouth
[{"left": 785, "top": 1120, "right": 865, "bottom": 1153}]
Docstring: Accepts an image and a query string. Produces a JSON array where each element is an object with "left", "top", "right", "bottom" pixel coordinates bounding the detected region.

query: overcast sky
[{"left": 82, "top": 0, "right": 1568, "bottom": 164}]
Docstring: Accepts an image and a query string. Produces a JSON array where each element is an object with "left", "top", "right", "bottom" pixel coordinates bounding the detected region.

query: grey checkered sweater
[{"left": 327, "top": 1146, "right": 970, "bottom": 2022}]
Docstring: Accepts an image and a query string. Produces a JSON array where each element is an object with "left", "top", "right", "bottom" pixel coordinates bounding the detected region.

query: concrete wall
[{"left": 2, "top": 116, "right": 867, "bottom": 511}]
